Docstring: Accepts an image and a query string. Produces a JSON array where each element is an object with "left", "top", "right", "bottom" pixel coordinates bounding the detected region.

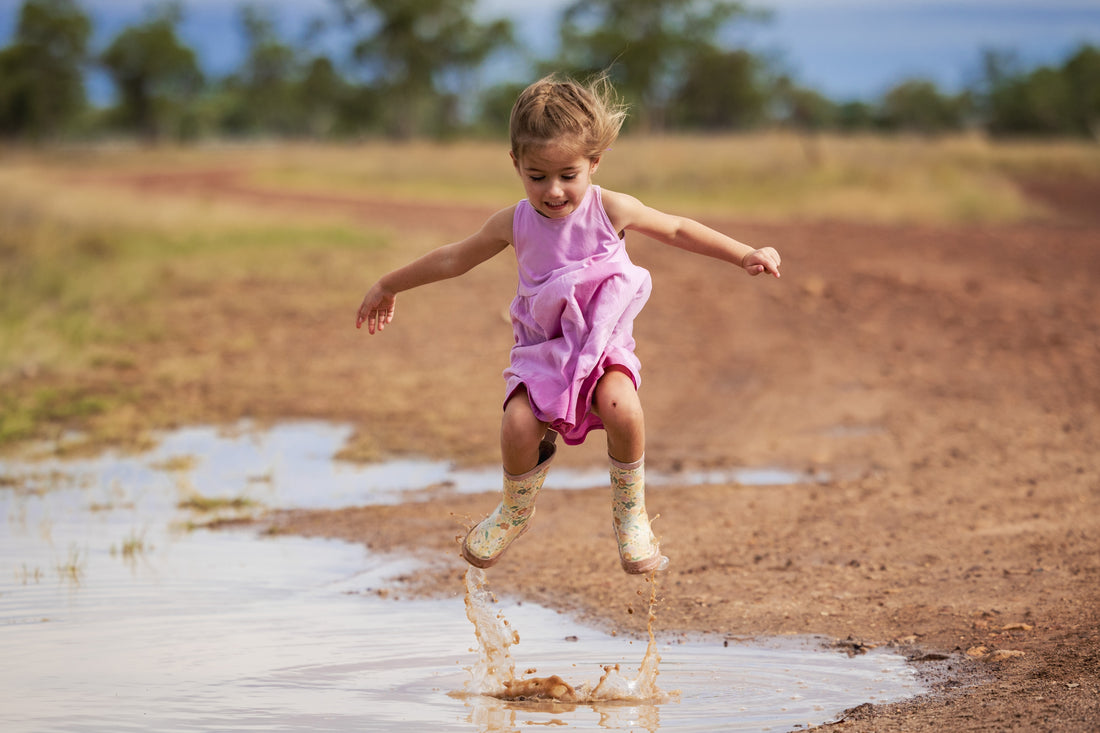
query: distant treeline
[{"left": 2, "top": 0, "right": 1098, "bottom": 142}]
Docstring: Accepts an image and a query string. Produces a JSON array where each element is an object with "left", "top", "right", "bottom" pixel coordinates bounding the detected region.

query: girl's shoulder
[
  {"left": 597, "top": 187, "right": 646, "bottom": 233},
  {"left": 481, "top": 203, "right": 519, "bottom": 244}
]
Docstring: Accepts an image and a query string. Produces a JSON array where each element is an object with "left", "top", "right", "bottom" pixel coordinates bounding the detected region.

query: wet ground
[{"left": 1, "top": 423, "right": 923, "bottom": 732}]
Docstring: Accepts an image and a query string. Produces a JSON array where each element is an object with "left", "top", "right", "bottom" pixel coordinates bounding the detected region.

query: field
[{"left": 2, "top": 133, "right": 1099, "bottom": 729}]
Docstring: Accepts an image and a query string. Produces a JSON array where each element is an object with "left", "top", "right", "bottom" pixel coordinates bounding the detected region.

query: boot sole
[{"left": 620, "top": 549, "right": 667, "bottom": 575}]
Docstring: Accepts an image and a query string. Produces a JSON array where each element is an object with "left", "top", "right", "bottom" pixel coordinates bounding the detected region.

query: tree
[
  {"left": 772, "top": 76, "right": 836, "bottom": 131},
  {"left": 669, "top": 48, "right": 767, "bottom": 130},
  {"left": 99, "top": 3, "right": 204, "bottom": 141},
  {"left": 557, "top": 0, "right": 764, "bottom": 131},
  {"left": 298, "top": 56, "right": 360, "bottom": 137},
  {"left": 879, "top": 79, "right": 968, "bottom": 134},
  {"left": 219, "top": 4, "right": 301, "bottom": 135},
  {"left": 332, "top": 0, "right": 514, "bottom": 138},
  {"left": 476, "top": 81, "right": 527, "bottom": 138},
  {"left": 771, "top": 76, "right": 836, "bottom": 165},
  {"left": 0, "top": 0, "right": 91, "bottom": 139},
  {"left": 976, "top": 47, "right": 1092, "bottom": 137},
  {"left": 834, "top": 100, "right": 877, "bottom": 131},
  {"left": 1061, "top": 44, "right": 1100, "bottom": 139}
]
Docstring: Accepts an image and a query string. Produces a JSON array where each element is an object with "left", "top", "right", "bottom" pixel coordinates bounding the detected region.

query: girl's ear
[
  {"left": 590, "top": 156, "right": 602, "bottom": 174},
  {"left": 510, "top": 150, "right": 520, "bottom": 171}
]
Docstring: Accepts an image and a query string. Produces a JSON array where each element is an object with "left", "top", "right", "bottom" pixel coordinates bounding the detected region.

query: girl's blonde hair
[{"left": 509, "top": 73, "right": 628, "bottom": 161}]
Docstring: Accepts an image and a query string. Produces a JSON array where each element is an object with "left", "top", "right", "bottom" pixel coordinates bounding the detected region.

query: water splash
[{"left": 463, "top": 567, "right": 672, "bottom": 704}]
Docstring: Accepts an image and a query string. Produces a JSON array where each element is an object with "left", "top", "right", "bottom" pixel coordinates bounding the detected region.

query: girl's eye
[
  {"left": 529, "top": 175, "right": 544, "bottom": 182},
  {"left": 562, "top": 174, "right": 577, "bottom": 180}
]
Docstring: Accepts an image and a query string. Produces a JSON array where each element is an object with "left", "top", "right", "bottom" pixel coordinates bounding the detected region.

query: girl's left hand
[{"left": 742, "top": 247, "right": 782, "bottom": 278}]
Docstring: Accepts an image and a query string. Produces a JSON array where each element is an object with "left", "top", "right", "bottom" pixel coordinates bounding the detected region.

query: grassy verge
[{"left": 0, "top": 160, "right": 383, "bottom": 452}]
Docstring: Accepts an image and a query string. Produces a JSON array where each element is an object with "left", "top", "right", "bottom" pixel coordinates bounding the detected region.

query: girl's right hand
[
  {"left": 356, "top": 284, "right": 396, "bottom": 334},
  {"left": 741, "top": 247, "right": 782, "bottom": 278}
]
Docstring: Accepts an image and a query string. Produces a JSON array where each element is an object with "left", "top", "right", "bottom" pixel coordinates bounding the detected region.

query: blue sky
[{"left": 2, "top": 0, "right": 1099, "bottom": 102}]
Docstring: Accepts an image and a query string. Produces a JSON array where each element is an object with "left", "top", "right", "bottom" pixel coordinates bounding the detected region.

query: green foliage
[
  {"left": 670, "top": 49, "right": 769, "bottom": 130},
  {"left": 335, "top": 0, "right": 514, "bottom": 138},
  {"left": 772, "top": 78, "right": 838, "bottom": 131},
  {"left": 982, "top": 45, "right": 1100, "bottom": 138},
  {"left": 558, "top": 0, "right": 762, "bottom": 131},
  {"left": 99, "top": 3, "right": 204, "bottom": 140},
  {"left": 834, "top": 100, "right": 877, "bottom": 132},
  {"left": 0, "top": 0, "right": 91, "bottom": 138},
  {"left": 1064, "top": 45, "right": 1100, "bottom": 138},
  {"left": 218, "top": 5, "right": 304, "bottom": 136},
  {"left": 879, "top": 80, "right": 971, "bottom": 134}
]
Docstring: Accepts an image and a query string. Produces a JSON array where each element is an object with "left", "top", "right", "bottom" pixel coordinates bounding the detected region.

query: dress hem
[{"left": 503, "top": 360, "right": 640, "bottom": 446}]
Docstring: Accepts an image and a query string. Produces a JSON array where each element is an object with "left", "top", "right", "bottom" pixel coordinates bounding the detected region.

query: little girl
[{"left": 356, "top": 74, "right": 781, "bottom": 575}]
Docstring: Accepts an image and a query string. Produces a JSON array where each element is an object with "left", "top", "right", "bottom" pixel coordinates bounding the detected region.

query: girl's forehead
[{"left": 519, "top": 144, "right": 592, "bottom": 170}]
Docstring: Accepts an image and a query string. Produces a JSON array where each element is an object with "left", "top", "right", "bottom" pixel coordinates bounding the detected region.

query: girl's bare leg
[
  {"left": 592, "top": 367, "right": 644, "bottom": 463},
  {"left": 501, "top": 386, "right": 550, "bottom": 474},
  {"left": 594, "top": 367, "right": 665, "bottom": 574},
  {"left": 461, "top": 387, "right": 552, "bottom": 568}
]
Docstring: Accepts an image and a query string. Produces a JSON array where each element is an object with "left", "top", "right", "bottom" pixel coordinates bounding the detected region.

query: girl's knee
[
  {"left": 502, "top": 411, "right": 541, "bottom": 446},
  {"left": 594, "top": 369, "right": 643, "bottom": 428},
  {"left": 501, "top": 389, "right": 548, "bottom": 471}
]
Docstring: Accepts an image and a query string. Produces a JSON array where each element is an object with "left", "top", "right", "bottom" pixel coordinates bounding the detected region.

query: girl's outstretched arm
[
  {"left": 356, "top": 206, "right": 514, "bottom": 333},
  {"left": 602, "top": 189, "right": 781, "bottom": 278}
]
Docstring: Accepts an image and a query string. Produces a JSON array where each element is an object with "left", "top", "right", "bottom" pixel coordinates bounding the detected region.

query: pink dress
[{"left": 504, "top": 185, "right": 652, "bottom": 445}]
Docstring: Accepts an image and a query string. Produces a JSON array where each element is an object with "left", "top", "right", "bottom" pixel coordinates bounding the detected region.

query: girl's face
[{"left": 512, "top": 142, "right": 600, "bottom": 219}]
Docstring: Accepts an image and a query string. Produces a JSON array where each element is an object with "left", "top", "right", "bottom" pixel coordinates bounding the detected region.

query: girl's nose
[{"left": 547, "top": 179, "right": 564, "bottom": 197}]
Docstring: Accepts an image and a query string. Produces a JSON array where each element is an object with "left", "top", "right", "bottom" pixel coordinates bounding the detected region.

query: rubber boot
[
  {"left": 610, "top": 455, "right": 668, "bottom": 574},
  {"left": 462, "top": 439, "right": 556, "bottom": 568}
]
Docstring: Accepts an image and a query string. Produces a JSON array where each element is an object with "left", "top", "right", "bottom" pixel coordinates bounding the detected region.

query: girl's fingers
[{"left": 368, "top": 308, "right": 392, "bottom": 333}]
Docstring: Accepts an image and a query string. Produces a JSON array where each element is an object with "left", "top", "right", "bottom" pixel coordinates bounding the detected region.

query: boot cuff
[{"left": 609, "top": 454, "right": 644, "bottom": 471}]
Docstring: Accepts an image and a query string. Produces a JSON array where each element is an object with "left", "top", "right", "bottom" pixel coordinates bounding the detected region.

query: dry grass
[
  {"left": 18, "top": 131, "right": 1087, "bottom": 224},
  {"left": 0, "top": 180, "right": 371, "bottom": 449},
  {"left": 11, "top": 131, "right": 1097, "bottom": 224},
  {"left": 599, "top": 132, "right": 1100, "bottom": 223},
  {"left": 178, "top": 494, "right": 257, "bottom": 512}
]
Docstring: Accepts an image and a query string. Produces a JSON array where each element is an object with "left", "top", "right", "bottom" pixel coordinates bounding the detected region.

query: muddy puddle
[{"left": 1, "top": 421, "right": 922, "bottom": 732}]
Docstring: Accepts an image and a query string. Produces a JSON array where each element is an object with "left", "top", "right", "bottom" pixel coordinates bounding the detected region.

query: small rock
[{"left": 989, "top": 649, "right": 1026, "bottom": 661}]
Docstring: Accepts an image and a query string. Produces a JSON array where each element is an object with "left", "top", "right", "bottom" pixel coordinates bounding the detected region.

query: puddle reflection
[
  {"left": 5, "top": 421, "right": 820, "bottom": 509},
  {"left": 1, "top": 422, "right": 918, "bottom": 732}
]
